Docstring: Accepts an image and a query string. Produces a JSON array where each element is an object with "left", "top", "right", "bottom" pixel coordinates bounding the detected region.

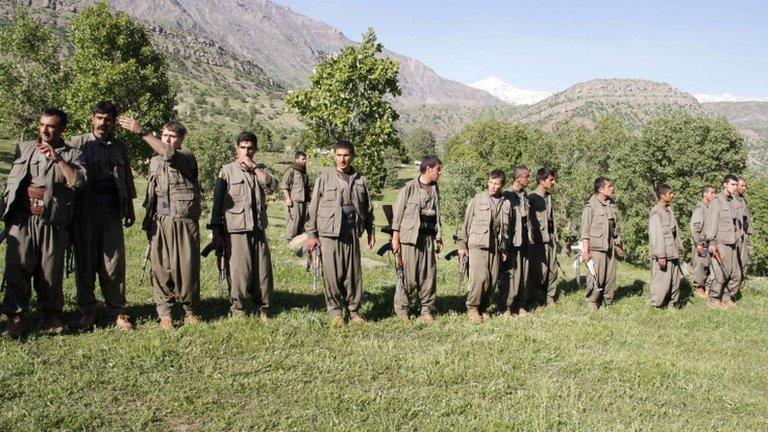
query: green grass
[{"left": 1, "top": 139, "right": 768, "bottom": 430}]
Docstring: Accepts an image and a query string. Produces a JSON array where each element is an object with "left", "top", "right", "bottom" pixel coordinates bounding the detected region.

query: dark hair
[
  {"left": 489, "top": 169, "right": 506, "bottom": 183},
  {"left": 723, "top": 174, "right": 738, "bottom": 184},
  {"left": 512, "top": 165, "right": 529, "bottom": 180},
  {"left": 41, "top": 108, "right": 68, "bottom": 128},
  {"left": 333, "top": 139, "right": 354, "bottom": 154},
  {"left": 419, "top": 155, "right": 442, "bottom": 173},
  {"left": 92, "top": 100, "right": 118, "bottom": 118},
  {"left": 654, "top": 183, "right": 672, "bottom": 198},
  {"left": 236, "top": 131, "right": 258, "bottom": 145},
  {"left": 162, "top": 120, "right": 187, "bottom": 138},
  {"left": 594, "top": 177, "right": 611, "bottom": 194},
  {"left": 536, "top": 166, "right": 556, "bottom": 183},
  {"left": 701, "top": 185, "right": 715, "bottom": 196},
  {"left": 294, "top": 151, "right": 307, "bottom": 159}
]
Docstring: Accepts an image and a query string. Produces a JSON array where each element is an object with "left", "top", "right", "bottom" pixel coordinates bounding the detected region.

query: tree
[
  {"left": 64, "top": 2, "right": 177, "bottom": 171},
  {"left": 746, "top": 175, "right": 768, "bottom": 276},
  {"left": 285, "top": 28, "right": 401, "bottom": 191},
  {"left": 0, "top": 9, "right": 66, "bottom": 141},
  {"left": 404, "top": 127, "right": 436, "bottom": 162},
  {"left": 184, "top": 123, "right": 232, "bottom": 200}
]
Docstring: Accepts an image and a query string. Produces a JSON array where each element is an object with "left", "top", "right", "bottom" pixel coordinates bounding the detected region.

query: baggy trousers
[
  {"left": 586, "top": 248, "right": 617, "bottom": 307},
  {"left": 284, "top": 202, "right": 307, "bottom": 241},
  {"left": 709, "top": 243, "right": 742, "bottom": 302},
  {"left": 319, "top": 227, "right": 362, "bottom": 316},
  {"left": 466, "top": 245, "right": 501, "bottom": 313},
  {"left": 227, "top": 229, "right": 273, "bottom": 314},
  {"left": 151, "top": 216, "right": 201, "bottom": 317},
  {"left": 498, "top": 246, "right": 529, "bottom": 311},
  {"left": 3, "top": 214, "right": 66, "bottom": 316},
  {"left": 393, "top": 234, "right": 436, "bottom": 316},
  {"left": 528, "top": 241, "right": 558, "bottom": 305},
  {"left": 649, "top": 259, "right": 682, "bottom": 307},
  {"left": 73, "top": 204, "right": 126, "bottom": 315},
  {"left": 691, "top": 248, "right": 710, "bottom": 289}
]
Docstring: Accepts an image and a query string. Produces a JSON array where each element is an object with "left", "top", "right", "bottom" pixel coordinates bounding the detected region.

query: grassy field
[{"left": 1, "top": 139, "right": 767, "bottom": 431}]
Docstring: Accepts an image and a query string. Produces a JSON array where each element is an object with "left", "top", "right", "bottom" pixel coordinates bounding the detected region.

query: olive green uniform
[
  {"left": 689, "top": 201, "right": 710, "bottom": 289},
  {"left": 210, "top": 162, "right": 277, "bottom": 315},
  {"left": 458, "top": 192, "right": 510, "bottom": 314},
  {"left": 704, "top": 192, "right": 742, "bottom": 302},
  {"left": 305, "top": 168, "right": 374, "bottom": 317},
  {"left": 391, "top": 178, "right": 442, "bottom": 317},
  {"left": 733, "top": 195, "right": 754, "bottom": 274},
  {"left": 498, "top": 186, "right": 530, "bottom": 312},
  {"left": 143, "top": 147, "right": 201, "bottom": 317},
  {"left": 281, "top": 163, "right": 309, "bottom": 240},
  {"left": 70, "top": 133, "right": 136, "bottom": 315},
  {"left": 580, "top": 194, "right": 621, "bottom": 307},
  {"left": 528, "top": 187, "right": 558, "bottom": 306},
  {"left": 1, "top": 140, "right": 86, "bottom": 317},
  {"left": 648, "top": 203, "right": 684, "bottom": 307}
]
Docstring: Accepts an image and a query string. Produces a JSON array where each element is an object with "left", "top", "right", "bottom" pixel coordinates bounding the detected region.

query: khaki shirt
[
  {"left": 280, "top": 165, "right": 309, "bottom": 203},
  {"left": 580, "top": 194, "right": 621, "bottom": 252},
  {"left": 504, "top": 186, "right": 531, "bottom": 248},
  {"left": 690, "top": 201, "right": 708, "bottom": 246},
  {"left": 305, "top": 167, "right": 374, "bottom": 239},
  {"left": 457, "top": 191, "right": 510, "bottom": 251},
  {"left": 649, "top": 203, "right": 683, "bottom": 259},
  {"left": 529, "top": 187, "right": 557, "bottom": 245},
  {"left": 704, "top": 192, "right": 739, "bottom": 246},
  {"left": 733, "top": 195, "right": 754, "bottom": 237},
  {"left": 391, "top": 178, "right": 442, "bottom": 245},
  {"left": 70, "top": 133, "right": 136, "bottom": 218},
  {"left": 143, "top": 147, "right": 200, "bottom": 230},
  {"left": 212, "top": 162, "right": 277, "bottom": 233},
  {"left": 1, "top": 139, "right": 86, "bottom": 226}
]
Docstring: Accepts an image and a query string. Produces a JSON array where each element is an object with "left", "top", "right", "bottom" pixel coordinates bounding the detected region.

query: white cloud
[
  {"left": 468, "top": 76, "right": 552, "bottom": 105},
  {"left": 693, "top": 93, "right": 768, "bottom": 103}
]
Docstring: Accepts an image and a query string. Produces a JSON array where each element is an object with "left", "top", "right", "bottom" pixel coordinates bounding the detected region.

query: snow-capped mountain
[
  {"left": 693, "top": 93, "right": 768, "bottom": 103},
  {"left": 469, "top": 76, "right": 552, "bottom": 105}
]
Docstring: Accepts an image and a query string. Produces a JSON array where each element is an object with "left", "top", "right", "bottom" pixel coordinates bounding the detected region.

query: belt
[{"left": 27, "top": 186, "right": 46, "bottom": 215}]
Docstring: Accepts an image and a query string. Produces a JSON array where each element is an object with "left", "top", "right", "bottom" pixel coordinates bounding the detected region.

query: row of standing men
[{"left": 0, "top": 103, "right": 755, "bottom": 338}]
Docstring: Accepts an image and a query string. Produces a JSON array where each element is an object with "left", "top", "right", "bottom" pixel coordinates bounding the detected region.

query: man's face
[
  {"left": 334, "top": 147, "right": 353, "bottom": 171},
  {"left": 540, "top": 175, "right": 556, "bottom": 192},
  {"left": 162, "top": 128, "right": 183, "bottom": 149},
  {"left": 724, "top": 179, "right": 738, "bottom": 196},
  {"left": 488, "top": 176, "right": 505, "bottom": 195},
  {"left": 38, "top": 115, "right": 64, "bottom": 144},
  {"left": 296, "top": 155, "right": 307, "bottom": 167},
  {"left": 423, "top": 164, "right": 442, "bottom": 183},
  {"left": 600, "top": 181, "right": 615, "bottom": 198},
  {"left": 660, "top": 190, "right": 674, "bottom": 205},
  {"left": 516, "top": 170, "right": 530, "bottom": 188},
  {"left": 737, "top": 180, "right": 747, "bottom": 196},
  {"left": 703, "top": 188, "right": 715, "bottom": 204},
  {"left": 92, "top": 112, "right": 115, "bottom": 137},
  {"left": 236, "top": 140, "right": 256, "bottom": 159}
]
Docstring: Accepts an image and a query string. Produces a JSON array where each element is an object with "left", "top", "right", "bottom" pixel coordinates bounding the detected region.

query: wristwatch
[{"left": 137, "top": 127, "right": 150, "bottom": 137}]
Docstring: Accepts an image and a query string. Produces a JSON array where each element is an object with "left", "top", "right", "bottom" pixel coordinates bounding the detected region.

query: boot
[
  {"left": 418, "top": 313, "right": 436, "bottom": 324},
  {"left": 6, "top": 314, "right": 23, "bottom": 339},
  {"left": 41, "top": 314, "right": 66, "bottom": 335},
  {"left": 115, "top": 314, "right": 133, "bottom": 331},
  {"left": 258, "top": 311, "right": 270, "bottom": 324},
  {"left": 349, "top": 313, "right": 366, "bottom": 325},
  {"left": 467, "top": 309, "right": 483, "bottom": 324},
  {"left": 159, "top": 316, "right": 174, "bottom": 330},
  {"left": 78, "top": 312, "right": 96, "bottom": 332},
  {"left": 184, "top": 313, "right": 202, "bottom": 325},
  {"left": 331, "top": 314, "right": 345, "bottom": 328}
]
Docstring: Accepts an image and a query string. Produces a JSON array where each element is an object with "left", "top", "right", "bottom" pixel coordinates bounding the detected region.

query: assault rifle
[
  {"left": 444, "top": 233, "right": 468, "bottom": 294},
  {"left": 376, "top": 204, "right": 404, "bottom": 293}
]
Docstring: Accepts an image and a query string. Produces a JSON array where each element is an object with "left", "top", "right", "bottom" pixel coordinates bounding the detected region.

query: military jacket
[
  {"left": 529, "top": 188, "right": 557, "bottom": 245},
  {"left": 649, "top": 203, "right": 684, "bottom": 259},
  {"left": 704, "top": 192, "right": 739, "bottom": 246},
  {"left": 305, "top": 167, "right": 374, "bottom": 239},
  {"left": 504, "top": 186, "right": 531, "bottom": 248},
  {"left": 690, "top": 202, "right": 708, "bottom": 246},
  {"left": 281, "top": 165, "right": 309, "bottom": 203},
  {"left": 210, "top": 162, "right": 277, "bottom": 233},
  {"left": 391, "top": 178, "right": 442, "bottom": 245},
  {"left": 457, "top": 191, "right": 510, "bottom": 251},
  {"left": 580, "top": 194, "right": 621, "bottom": 252},
  {"left": 1, "top": 139, "right": 86, "bottom": 226},
  {"left": 70, "top": 133, "right": 136, "bottom": 218},
  {"left": 143, "top": 147, "right": 200, "bottom": 230}
]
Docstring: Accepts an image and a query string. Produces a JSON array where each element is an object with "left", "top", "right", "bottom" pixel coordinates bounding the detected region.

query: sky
[{"left": 277, "top": 0, "right": 768, "bottom": 98}]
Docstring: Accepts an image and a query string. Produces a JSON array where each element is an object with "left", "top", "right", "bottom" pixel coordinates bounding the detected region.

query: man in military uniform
[
  {"left": 2, "top": 109, "right": 86, "bottom": 338},
  {"left": 690, "top": 185, "right": 715, "bottom": 298},
  {"left": 648, "top": 184, "right": 684, "bottom": 309},
  {"left": 498, "top": 165, "right": 531, "bottom": 317},
  {"left": 118, "top": 117, "right": 201, "bottom": 329},
  {"left": 304, "top": 140, "right": 375, "bottom": 327},
  {"left": 457, "top": 170, "right": 510, "bottom": 324},
  {"left": 209, "top": 132, "right": 277, "bottom": 321},
  {"left": 580, "top": 177, "right": 623, "bottom": 309},
  {"left": 281, "top": 151, "right": 309, "bottom": 241},
  {"left": 704, "top": 175, "right": 742, "bottom": 309},
  {"left": 735, "top": 178, "right": 754, "bottom": 277},
  {"left": 390, "top": 155, "right": 443, "bottom": 323},
  {"left": 527, "top": 167, "right": 558, "bottom": 307},
  {"left": 70, "top": 101, "right": 136, "bottom": 331}
]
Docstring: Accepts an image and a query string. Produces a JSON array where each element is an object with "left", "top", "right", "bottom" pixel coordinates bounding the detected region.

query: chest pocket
[{"left": 468, "top": 203, "right": 491, "bottom": 248}]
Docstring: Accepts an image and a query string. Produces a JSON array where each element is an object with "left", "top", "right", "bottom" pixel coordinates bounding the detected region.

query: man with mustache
[
  {"left": 2, "top": 108, "right": 86, "bottom": 338},
  {"left": 69, "top": 101, "right": 136, "bottom": 331}
]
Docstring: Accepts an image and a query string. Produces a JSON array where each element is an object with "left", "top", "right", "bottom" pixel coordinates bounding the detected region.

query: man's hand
[
  {"left": 236, "top": 156, "right": 256, "bottom": 171},
  {"left": 501, "top": 251, "right": 508, "bottom": 262},
  {"left": 285, "top": 198, "right": 294, "bottom": 208},
  {"left": 391, "top": 231, "right": 401, "bottom": 255},
  {"left": 306, "top": 237, "right": 320, "bottom": 253},
  {"left": 615, "top": 243, "right": 624, "bottom": 257},
  {"left": 124, "top": 202, "right": 136, "bottom": 228},
  {"left": 658, "top": 257, "right": 667, "bottom": 270},
  {"left": 696, "top": 244, "right": 705, "bottom": 256},
  {"left": 459, "top": 249, "right": 468, "bottom": 259},
  {"left": 117, "top": 116, "right": 142, "bottom": 134},
  {"left": 435, "top": 240, "right": 443, "bottom": 254},
  {"left": 36, "top": 142, "right": 59, "bottom": 161},
  {"left": 368, "top": 232, "right": 376, "bottom": 250}
]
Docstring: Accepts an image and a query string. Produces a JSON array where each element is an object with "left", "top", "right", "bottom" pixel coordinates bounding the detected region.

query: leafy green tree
[
  {"left": 746, "top": 175, "right": 768, "bottom": 276},
  {"left": 184, "top": 123, "right": 232, "bottom": 199},
  {"left": 285, "top": 28, "right": 401, "bottom": 191},
  {"left": 0, "top": 9, "right": 66, "bottom": 141},
  {"left": 404, "top": 127, "right": 436, "bottom": 162},
  {"left": 64, "top": 1, "right": 176, "bottom": 171}
]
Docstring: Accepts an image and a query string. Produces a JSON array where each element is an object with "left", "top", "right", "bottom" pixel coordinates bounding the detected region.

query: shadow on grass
[{"left": 614, "top": 279, "right": 645, "bottom": 302}]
